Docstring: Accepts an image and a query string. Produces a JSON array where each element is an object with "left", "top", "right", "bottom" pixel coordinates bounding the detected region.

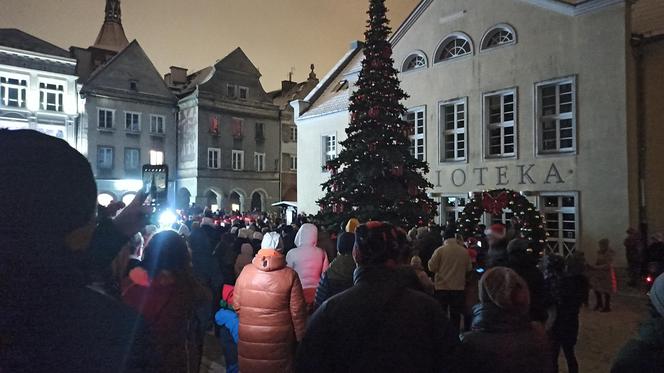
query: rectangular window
[
  {"left": 39, "top": 82, "right": 64, "bottom": 112},
  {"left": 290, "top": 155, "right": 297, "bottom": 171},
  {"left": 441, "top": 195, "right": 468, "bottom": 224},
  {"left": 440, "top": 100, "right": 466, "bottom": 161},
  {"left": 208, "top": 148, "right": 220, "bottom": 169},
  {"left": 254, "top": 152, "right": 265, "bottom": 172},
  {"left": 124, "top": 148, "right": 140, "bottom": 171},
  {"left": 322, "top": 134, "right": 337, "bottom": 165},
  {"left": 125, "top": 112, "right": 141, "bottom": 132},
  {"left": 231, "top": 118, "right": 243, "bottom": 139},
  {"left": 232, "top": 150, "right": 244, "bottom": 171},
  {"left": 227, "top": 84, "right": 237, "bottom": 98},
  {"left": 537, "top": 78, "right": 576, "bottom": 154},
  {"left": 255, "top": 122, "right": 265, "bottom": 141},
  {"left": 149, "top": 150, "right": 164, "bottom": 165},
  {"left": 405, "top": 108, "right": 425, "bottom": 161},
  {"left": 239, "top": 86, "right": 248, "bottom": 100},
  {"left": 485, "top": 90, "right": 516, "bottom": 157},
  {"left": 97, "top": 146, "right": 114, "bottom": 170},
  {"left": 540, "top": 193, "right": 578, "bottom": 258},
  {"left": 0, "top": 76, "right": 28, "bottom": 108},
  {"left": 290, "top": 126, "right": 297, "bottom": 142},
  {"left": 98, "top": 109, "right": 114, "bottom": 129},
  {"left": 150, "top": 115, "right": 165, "bottom": 134}
]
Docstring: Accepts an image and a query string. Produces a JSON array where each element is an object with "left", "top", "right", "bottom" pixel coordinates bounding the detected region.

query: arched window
[
  {"left": 435, "top": 33, "right": 473, "bottom": 62},
  {"left": 481, "top": 24, "right": 517, "bottom": 50},
  {"left": 402, "top": 52, "right": 427, "bottom": 72}
]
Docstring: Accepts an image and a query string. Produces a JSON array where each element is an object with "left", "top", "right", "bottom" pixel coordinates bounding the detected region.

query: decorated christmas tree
[{"left": 315, "top": 0, "right": 437, "bottom": 229}]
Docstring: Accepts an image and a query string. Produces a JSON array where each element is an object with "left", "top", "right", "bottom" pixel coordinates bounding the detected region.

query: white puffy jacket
[{"left": 286, "top": 223, "right": 329, "bottom": 290}]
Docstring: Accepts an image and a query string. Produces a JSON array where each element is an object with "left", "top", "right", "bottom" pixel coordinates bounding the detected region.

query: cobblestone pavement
[{"left": 200, "top": 287, "right": 652, "bottom": 373}]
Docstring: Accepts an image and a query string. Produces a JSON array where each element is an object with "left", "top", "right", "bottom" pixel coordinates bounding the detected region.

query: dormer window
[
  {"left": 481, "top": 24, "right": 517, "bottom": 50},
  {"left": 435, "top": 33, "right": 473, "bottom": 62},
  {"left": 402, "top": 52, "right": 427, "bottom": 72}
]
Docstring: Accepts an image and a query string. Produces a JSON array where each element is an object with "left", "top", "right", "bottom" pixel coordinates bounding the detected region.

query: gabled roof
[
  {"left": 82, "top": 40, "right": 175, "bottom": 102},
  {"left": 214, "top": 47, "right": 261, "bottom": 77},
  {"left": 0, "top": 28, "right": 70, "bottom": 58}
]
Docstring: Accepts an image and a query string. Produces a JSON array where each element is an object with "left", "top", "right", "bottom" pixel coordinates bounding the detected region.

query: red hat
[
  {"left": 485, "top": 224, "right": 506, "bottom": 239},
  {"left": 222, "top": 284, "right": 234, "bottom": 304}
]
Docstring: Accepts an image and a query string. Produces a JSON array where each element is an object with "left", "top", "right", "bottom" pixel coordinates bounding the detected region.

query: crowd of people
[{"left": 2, "top": 129, "right": 664, "bottom": 373}]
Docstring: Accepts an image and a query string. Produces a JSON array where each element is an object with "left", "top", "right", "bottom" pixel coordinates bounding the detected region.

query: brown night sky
[{"left": 0, "top": 0, "right": 420, "bottom": 91}]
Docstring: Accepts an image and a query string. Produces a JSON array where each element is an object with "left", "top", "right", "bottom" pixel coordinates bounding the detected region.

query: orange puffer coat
[{"left": 233, "top": 248, "right": 307, "bottom": 373}]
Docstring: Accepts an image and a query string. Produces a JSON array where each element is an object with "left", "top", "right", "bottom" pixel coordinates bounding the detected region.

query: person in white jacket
[{"left": 286, "top": 223, "right": 329, "bottom": 308}]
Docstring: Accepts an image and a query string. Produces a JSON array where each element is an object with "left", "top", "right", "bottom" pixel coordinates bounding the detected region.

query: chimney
[
  {"left": 164, "top": 73, "right": 172, "bottom": 86},
  {"left": 281, "top": 80, "right": 297, "bottom": 92},
  {"left": 170, "top": 66, "right": 188, "bottom": 85}
]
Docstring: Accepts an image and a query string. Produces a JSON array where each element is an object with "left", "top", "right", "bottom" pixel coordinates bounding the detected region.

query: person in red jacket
[
  {"left": 233, "top": 232, "right": 307, "bottom": 373},
  {"left": 123, "top": 230, "right": 210, "bottom": 373}
]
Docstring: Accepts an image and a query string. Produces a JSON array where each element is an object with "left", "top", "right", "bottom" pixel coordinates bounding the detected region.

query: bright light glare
[{"left": 158, "top": 210, "right": 177, "bottom": 227}]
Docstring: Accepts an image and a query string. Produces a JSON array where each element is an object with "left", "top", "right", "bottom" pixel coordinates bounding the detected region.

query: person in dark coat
[
  {"left": 296, "top": 222, "right": 460, "bottom": 373},
  {"left": 624, "top": 228, "right": 643, "bottom": 287},
  {"left": 485, "top": 224, "right": 509, "bottom": 268},
  {"left": 314, "top": 232, "right": 356, "bottom": 310},
  {"left": 414, "top": 227, "right": 443, "bottom": 277},
  {"left": 459, "top": 266, "right": 553, "bottom": 373},
  {"left": 507, "top": 238, "right": 549, "bottom": 323},
  {"left": 282, "top": 224, "right": 297, "bottom": 254},
  {"left": 611, "top": 272, "right": 664, "bottom": 372},
  {"left": 543, "top": 255, "right": 588, "bottom": 373},
  {"left": 189, "top": 218, "right": 224, "bottom": 328},
  {"left": 0, "top": 130, "right": 155, "bottom": 373}
]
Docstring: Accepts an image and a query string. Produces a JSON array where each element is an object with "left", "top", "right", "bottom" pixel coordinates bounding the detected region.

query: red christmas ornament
[{"left": 368, "top": 106, "right": 380, "bottom": 118}]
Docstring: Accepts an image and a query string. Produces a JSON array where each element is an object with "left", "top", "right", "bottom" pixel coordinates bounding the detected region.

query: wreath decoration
[{"left": 457, "top": 189, "right": 548, "bottom": 255}]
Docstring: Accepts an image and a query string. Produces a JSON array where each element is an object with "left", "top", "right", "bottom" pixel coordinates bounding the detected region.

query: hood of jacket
[
  {"left": 252, "top": 248, "right": 286, "bottom": 272},
  {"left": 294, "top": 223, "right": 318, "bottom": 248},
  {"left": 240, "top": 243, "right": 254, "bottom": 257},
  {"left": 471, "top": 302, "right": 530, "bottom": 333},
  {"left": 326, "top": 255, "right": 356, "bottom": 282}
]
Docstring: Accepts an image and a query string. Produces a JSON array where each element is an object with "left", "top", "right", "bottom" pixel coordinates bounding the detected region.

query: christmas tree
[{"left": 315, "top": 0, "right": 437, "bottom": 229}]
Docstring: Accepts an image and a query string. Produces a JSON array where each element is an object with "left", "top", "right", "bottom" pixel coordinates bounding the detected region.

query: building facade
[
  {"left": 167, "top": 48, "right": 281, "bottom": 213},
  {"left": 72, "top": 0, "right": 177, "bottom": 206},
  {"left": 0, "top": 29, "right": 79, "bottom": 149},
  {"left": 268, "top": 66, "right": 319, "bottom": 202},
  {"left": 293, "top": 0, "right": 664, "bottom": 265}
]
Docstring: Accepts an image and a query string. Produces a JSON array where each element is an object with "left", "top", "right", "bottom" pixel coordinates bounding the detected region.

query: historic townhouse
[{"left": 293, "top": 0, "right": 664, "bottom": 264}]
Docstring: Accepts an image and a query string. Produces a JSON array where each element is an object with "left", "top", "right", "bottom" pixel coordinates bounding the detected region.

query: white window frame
[
  {"left": 254, "top": 152, "right": 266, "bottom": 172},
  {"left": 290, "top": 126, "right": 297, "bottom": 142},
  {"left": 405, "top": 107, "right": 426, "bottom": 161},
  {"left": 434, "top": 32, "right": 474, "bottom": 63},
  {"left": 207, "top": 147, "right": 221, "bottom": 169},
  {"left": 439, "top": 98, "right": 467, "bottom": 162},
  {"left": 401, "top": 51, "right": 428, "bottom": 72},
  {"left": 124, "top": 147, "right": 140, "bottom": 171},
  {"left": 290, "top": 154, "right": 297, "bottom": 171},
  {"left": 480, "top": 23, "right": 517, "bottom": 51},
  {"left": 150, "top": 114, "right": 165, "bottom": 134},
  {"left": 97, "top": 146, "right": 114, "bottom": 170},
  {"left": 232, "top": 150, "right": 244, "bottom": 171},
  {"left": 0, "top": 73, "right": 28, "bottom": 108},
  {"left": 124, "top": 111, "right": 141, "bottom": 132},
  {"left": 539, "top": 192, "right": 579, "bottom": 258},
  {"left": 98, "top": 108, "right": 114, "bottom": 129},
  {"left": 322, "top": 133, "right": 337, "bottom": 166},
  {"left": 227, "top": 84, "right": 237, "bottom": 98},
  {"left": 535, "top": 76, "right": 577, "bottom": 155},
  {"left": 440, "top": 194, "right": 469, "bottom": 225},
  {"left": 239, "top": 86, "right": 248, "bottom": 100},
  {"left": 38, "top": 78, "right": 65, "bottom": 112},
  {"left": 484, "top": 89, "right": 517, "bottom": 158},
  {"left": 149, "top": 150, "right": 164, "bottom": 165}
]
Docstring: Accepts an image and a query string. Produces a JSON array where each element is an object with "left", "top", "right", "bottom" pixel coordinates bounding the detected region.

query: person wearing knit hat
[
  {"left": 313, "top": 232, "right": 357, "bottom": 309},
  {"left": 233, "top": 231, "right": 306, "bottom": 372},
  {"left": 345, "top": 218, "right": 360, "bottom": 233},
  {"left": 486, "top": 223, "right": 509, "bottom": 268},
  {"left": 458, "top": 267, "right": 552, "bottom": 372},
  {"left": 611, "top": 273, "right": 664, "bottom": 372}
]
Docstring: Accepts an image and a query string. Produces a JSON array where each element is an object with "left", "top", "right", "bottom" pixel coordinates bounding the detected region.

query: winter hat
[
  {"left": 479, "top": 266, "right": 530, "bottom": 315},
  {"left": 410, "top": 256, "right": 424, "bottom": 270},
  {"left": 506, "top": 238, "right": 530, "bottom": 254},
  {"left": 252, "top": 232, "right": 264, "bottom": 241},
  {"left": 650, "top": 273, "right": 664, "bottom": 317},
  {"left": 238, "top": 228, "right": 251, "bottom": 239},
  {"left": 337, "top": 232, "right": 356, "bottom": 255},
  {"left": 346, "top": 218, "right": 360, "bottom": 233},
  {"left": 261, "top": 232, "right": 283, "bottom": 251},
  {"left": 219, "top": 284, "right": 235, "bottom": 310},
  {"left": 485, "top": 224, "right": 507, "bottom": 239}
]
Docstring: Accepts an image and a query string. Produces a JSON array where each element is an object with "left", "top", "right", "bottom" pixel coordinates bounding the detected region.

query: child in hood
[{"left": 215, "top": 284, "right": 239, "bottom": 373}]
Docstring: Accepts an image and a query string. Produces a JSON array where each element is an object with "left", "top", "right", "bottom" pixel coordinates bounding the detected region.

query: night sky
[{"left": 0, "top": 0, "right": 420, "bottom": 90}]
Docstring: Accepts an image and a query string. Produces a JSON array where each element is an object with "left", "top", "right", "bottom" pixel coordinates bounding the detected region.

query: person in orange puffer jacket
[{"left": 233, "top": 232, "right": 307, "bottom": 373}]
